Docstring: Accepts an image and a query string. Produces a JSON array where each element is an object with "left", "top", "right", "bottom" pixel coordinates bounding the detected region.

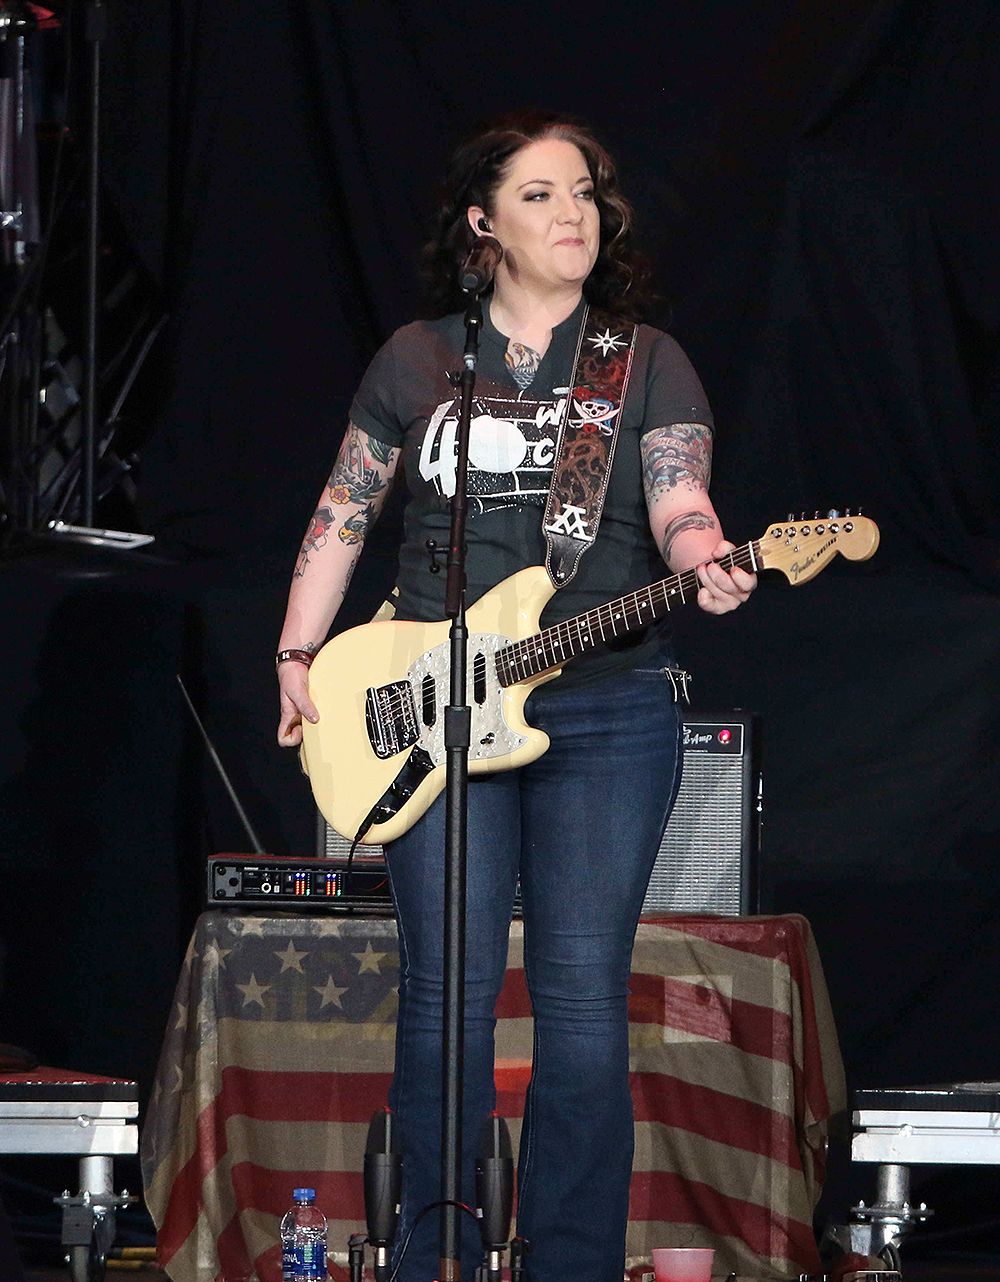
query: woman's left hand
[{"left": 695, "top": 540, "right": 757, "bottom": 614}]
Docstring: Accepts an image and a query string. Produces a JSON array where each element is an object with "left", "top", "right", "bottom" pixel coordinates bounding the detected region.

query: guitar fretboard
[{"left": 494, "top": 542, "right": 761, "bottom": 688}]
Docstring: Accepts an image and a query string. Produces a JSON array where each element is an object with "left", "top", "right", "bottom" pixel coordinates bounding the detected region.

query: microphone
[
  {"left": 364, "top": 1108, "right": 402, "bottom": 1282},
  {"left": 475, "top": 1113, "right": 514, "bottom": 1282},
  {"left": 460, "top": 235, "right": 502, "bottom": 293}
]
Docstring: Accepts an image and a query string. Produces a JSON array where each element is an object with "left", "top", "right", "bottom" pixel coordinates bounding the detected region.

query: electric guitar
[{"left": 300, "top": 513, "right": 879, "bottom": 845}]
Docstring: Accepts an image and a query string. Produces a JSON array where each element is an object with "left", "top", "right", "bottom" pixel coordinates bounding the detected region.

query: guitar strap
[{"left": 542, "top": 306, "right": 639, "bottom": 588}]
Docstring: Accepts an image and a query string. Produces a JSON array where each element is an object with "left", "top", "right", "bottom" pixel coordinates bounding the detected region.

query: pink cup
[{"left": 651, "top": 1246, "right": 714, "bottom": 1282}]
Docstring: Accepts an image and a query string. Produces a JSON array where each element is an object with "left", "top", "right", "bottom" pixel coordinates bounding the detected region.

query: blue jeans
[{"left": 384, "top": 660, "right": 683, "bottom": 1282}]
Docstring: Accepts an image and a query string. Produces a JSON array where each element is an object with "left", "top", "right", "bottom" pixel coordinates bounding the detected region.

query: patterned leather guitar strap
[{"left": 542, "top": 306, "right": 639, "bottom": 587}]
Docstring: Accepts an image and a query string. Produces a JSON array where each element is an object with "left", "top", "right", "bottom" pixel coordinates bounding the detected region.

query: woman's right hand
[{"left": 277, "top": 662, "right": 320, "bottom": 748}]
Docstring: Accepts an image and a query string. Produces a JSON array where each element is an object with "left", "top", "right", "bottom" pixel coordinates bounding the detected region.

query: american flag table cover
[{"left": 141, "top": 912, "right": 844, "bottom": 1282}]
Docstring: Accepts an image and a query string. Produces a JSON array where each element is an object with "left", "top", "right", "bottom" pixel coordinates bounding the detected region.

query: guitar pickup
[{"left": 365, "top": 680, "right": 419, "bottom": 759}]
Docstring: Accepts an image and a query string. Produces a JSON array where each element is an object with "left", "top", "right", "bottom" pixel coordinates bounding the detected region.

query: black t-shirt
[{"left": 351, "top": 299, "right": 713, "bottom": 689}]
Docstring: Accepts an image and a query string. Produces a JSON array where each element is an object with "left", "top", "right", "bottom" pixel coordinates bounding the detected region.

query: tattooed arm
[
  {"left": 277, "top": 422, "right": 400, "bottom": 746},
  {"left": 641, "top": 423, "right": 756, "bottom": 615}
]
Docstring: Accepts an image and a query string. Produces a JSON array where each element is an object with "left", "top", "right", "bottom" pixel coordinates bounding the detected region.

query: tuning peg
[
  {"left": 827, "top": 509, "right": 841, "bottom": 519},
  {"left": 814, "top": 510, "right": 820, "bottom": 520},
  {"left": 786, "top": 513, "right": 794, "bottom": 522}
]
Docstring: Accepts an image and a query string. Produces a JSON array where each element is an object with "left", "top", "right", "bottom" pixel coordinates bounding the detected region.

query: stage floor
[{"left": 19, "top": 1255, "right": 1000, "bottom": 1281}]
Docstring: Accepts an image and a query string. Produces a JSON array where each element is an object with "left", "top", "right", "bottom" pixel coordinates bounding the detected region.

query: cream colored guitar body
[
  {"left": 300, "top": 565, "right": 561, "bottom": 845},
  {"left": 300, "top": 513, "right": 880, "bottom": 846}
]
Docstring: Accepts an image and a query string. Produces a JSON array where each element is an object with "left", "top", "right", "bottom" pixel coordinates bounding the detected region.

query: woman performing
[{"left": 276, "top": 111, "right": 756, "bottom": 1282}]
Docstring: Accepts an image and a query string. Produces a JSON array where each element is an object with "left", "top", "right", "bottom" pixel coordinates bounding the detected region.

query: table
[
  {"left": 833, "top": 1083, "right": 1000, "bottom": 1265},
  {"left": 0, "top": 1068, "right": 139, "bottom": 1282},
  {"left": 141, "top": 912, "right": 844, "bottom": 1282}
]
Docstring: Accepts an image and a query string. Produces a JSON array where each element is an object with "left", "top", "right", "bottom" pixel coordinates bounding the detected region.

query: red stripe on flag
[
  {"left": 215, "top": 1207, "right": 255, "bottom": 1282},
  {"left": 629, "top": 1169, "right": 821, "bottom": 1272},
  {"left": 629, "top": 972, "right": 794, "bottom": 1064},
  {"left": 216, "top": 1067, "right": 393, "bottom": 1124},
  {"left": 158, "top": 1091, "right": 231, "bottom": 1265},
  {"left": 639, "top": 915, "right": 804, "bottom": 963},
  {"left": 630, "top": 974, "right": 732, "bottom": 1042},
  {"left": 494, "top": 966, "right": 531, "bottom": 1019},
  {"left": 631, "top": 1073, "right": 801, "bottom": 1169},
  {"left": 232, "top": 1161, "right": 366, "bottom": 1222},
  {"left": 157, "top": 1072, "right": 391, "bottom": 1266},
  {"left": 495, "top": 1086, "right": 527, "bottom": 1119}
]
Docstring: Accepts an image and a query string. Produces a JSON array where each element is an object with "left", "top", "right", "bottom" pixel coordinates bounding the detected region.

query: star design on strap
[{"left": 588, "top": 327, "right": 627, "bottom": 356}]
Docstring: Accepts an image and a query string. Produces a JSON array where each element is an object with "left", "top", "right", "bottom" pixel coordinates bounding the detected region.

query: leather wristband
[{"left": 275, "top": 648, "right": 315, "bottom": 670}]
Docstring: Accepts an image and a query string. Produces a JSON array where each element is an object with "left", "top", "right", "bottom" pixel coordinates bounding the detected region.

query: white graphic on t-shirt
[
  {"left": 418, "top": 399, "right": 459, "bottom": 496},
  {"left": 544, "top": 504, "right": 590, "bottom": 540},
  {"left": 466, "top": 415, "right": 528, "bottom": 475},
  {"left": 418, "top": 392, "right": 567, "bottom": 509}
]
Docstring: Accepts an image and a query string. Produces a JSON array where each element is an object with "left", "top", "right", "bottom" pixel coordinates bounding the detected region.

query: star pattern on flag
[
  {"left": 202, "top": 941, "right": 232, "bottom": 970},
  {"left": 588, "top": 328, "right": 627, "bottom": 356},
  {"left": 238, "top": 918, "right": 266, "bottom": 937},
  {"left": 173, "top": 1002, "right": 188, "bottom": 1032},
  {"left": 353, "top": 941, "right": 386, "bottom": 974},
  {"left": 236, "top": 973, "right": 271, "bottom": 1007},
  {"left": 275, "top": 941, "right": 309, "bottom": 973},
  {"left": 314, "top": 976, "right": 349, "bottom": 1009}
]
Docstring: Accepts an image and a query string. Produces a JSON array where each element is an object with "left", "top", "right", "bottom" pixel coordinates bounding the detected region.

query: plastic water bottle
[{"left": 280, "top": 1187, "right": 328, "bottom": 1280}]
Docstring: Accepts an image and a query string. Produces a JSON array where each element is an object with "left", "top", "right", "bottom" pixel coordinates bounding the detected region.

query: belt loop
[{"left": 662, "top": 666, "right": 692, "bottom": 704}]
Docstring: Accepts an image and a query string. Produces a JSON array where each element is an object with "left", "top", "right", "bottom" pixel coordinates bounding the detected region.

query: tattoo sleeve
[
  {"left": 327, "top": 423, "right": 389, "bottom": 507},
  {"left": 660, "top": 509, "right": 717, "bottom": 564},
  {"left": 367, "top": 433, "right": 394, "bottom": 466},
  {"left": 294, "top": 505, "right": 336, "bottom": 577},
  {"left": 293, "top": 421, "right": 397, "bottom": 577},
  {"left": 641, "top": 423, "right": 714, "bottom": 504}
]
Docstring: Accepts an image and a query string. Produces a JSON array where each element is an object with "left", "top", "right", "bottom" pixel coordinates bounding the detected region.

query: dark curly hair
[{"left": 421, "top": 110, "right": 653, "bottom": 321}]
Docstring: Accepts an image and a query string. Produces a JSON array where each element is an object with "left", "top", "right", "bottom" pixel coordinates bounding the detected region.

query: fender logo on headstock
[{"left": 761, "top": 517, "right": 879, "bottom": 585}]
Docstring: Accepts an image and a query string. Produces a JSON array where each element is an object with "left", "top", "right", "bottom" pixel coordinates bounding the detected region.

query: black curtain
[{"left": 2, "top": 0, "right": 999, "bottom": 1245}]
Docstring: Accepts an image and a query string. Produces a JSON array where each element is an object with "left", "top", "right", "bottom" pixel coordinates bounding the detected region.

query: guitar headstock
[{"left": 756, "top": 511, "right": 880, "bottom": 585}]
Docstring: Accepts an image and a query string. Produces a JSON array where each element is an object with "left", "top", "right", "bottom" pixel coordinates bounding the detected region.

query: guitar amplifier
[
  {"left": 642, "top": 710, "right": 760, "bottom": 916},
  {"left": 320, "top": 711, "right": 760, "bottom": 916}
]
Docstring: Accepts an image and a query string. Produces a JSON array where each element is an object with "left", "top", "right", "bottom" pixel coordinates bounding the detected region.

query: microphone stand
[{"left": 436, "top": 286, "right": 483, "bottom": 1282}]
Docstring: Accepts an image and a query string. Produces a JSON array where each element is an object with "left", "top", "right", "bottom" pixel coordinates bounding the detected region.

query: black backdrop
[{"left": 2, "top": 0, "right": 999, "bottom": 1243}]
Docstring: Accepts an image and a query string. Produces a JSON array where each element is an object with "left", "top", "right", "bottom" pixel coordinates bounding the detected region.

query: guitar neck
[{"left": 495, "top": 541, "right": 761, "bottom": 687}]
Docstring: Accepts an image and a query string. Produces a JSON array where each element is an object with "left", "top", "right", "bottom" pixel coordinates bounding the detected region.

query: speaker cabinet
[
  {"left": 642, "top": 711, "right": 759, "bottom": 916},
  {"left": 320, "top": 710, "right": 760, "bottom": 915}
]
